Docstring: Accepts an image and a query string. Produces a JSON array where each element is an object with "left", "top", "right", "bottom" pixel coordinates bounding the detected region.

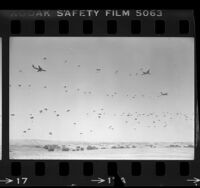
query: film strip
[{"left": 0, "top": 9, "right": 199, "bottom": 186}]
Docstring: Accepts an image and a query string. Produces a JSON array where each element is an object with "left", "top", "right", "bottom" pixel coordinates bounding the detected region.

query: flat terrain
[{"left": 10, "top": 140, "right": 194, "bottom": 160}]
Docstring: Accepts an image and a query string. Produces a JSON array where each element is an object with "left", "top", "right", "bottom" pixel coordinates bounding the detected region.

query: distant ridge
[{"left": 10, "top": 139, "right": 194, "bottom": 147}]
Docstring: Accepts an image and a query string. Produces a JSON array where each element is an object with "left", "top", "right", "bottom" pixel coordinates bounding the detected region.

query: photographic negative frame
[{"left": 0, "top": 9, "right": 199, "bottom": 186}]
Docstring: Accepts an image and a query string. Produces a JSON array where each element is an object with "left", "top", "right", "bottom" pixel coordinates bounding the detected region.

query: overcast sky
[{"left": 10, "top": 37, "right": 194, "bottom": 143}]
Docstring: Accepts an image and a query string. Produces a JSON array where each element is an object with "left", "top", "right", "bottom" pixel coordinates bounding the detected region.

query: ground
[{"left": 10, "top": 140, "right": 194, "bottom": 160}]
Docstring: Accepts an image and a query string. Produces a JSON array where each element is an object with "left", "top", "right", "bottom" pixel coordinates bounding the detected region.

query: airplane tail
[{"left": 32, "top": 64, "right": 37, "bottom": 69}]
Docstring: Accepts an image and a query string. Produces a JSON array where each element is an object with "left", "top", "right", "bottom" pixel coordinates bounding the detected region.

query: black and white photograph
[
  {"left": 9, "top": 37, "right": 194, "bottom": 160},
  {"left": 0, "top": 38, "right": 1, "bottom": 160}
]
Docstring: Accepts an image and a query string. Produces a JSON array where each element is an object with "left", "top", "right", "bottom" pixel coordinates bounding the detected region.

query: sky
[{"left": 9, "top": 37, "right": 194, "bottom": 143}]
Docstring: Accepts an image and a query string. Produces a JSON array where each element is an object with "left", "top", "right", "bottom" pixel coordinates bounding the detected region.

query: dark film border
[{"left": 0, "top": 9, "right": 199, "bottom": 186}]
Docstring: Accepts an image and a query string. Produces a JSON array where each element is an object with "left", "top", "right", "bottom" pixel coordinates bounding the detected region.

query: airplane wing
[
  {"left": 38, "top": 65, "right": 46, "bottom": 71},
  {"left": 142, "top": 69, "right": 150, "bottom": 74}
]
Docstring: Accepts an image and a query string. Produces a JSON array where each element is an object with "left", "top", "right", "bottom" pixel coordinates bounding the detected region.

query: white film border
[{"left": 0, "top": 38, "right": 1, "bottom": 160}]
